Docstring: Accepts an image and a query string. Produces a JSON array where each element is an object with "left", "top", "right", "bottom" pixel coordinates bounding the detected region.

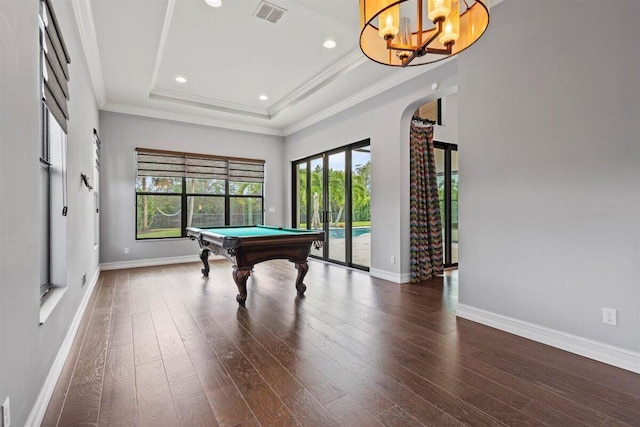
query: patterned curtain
[{"left": 409, "top": 121, "right": 443, "bottom": 282}]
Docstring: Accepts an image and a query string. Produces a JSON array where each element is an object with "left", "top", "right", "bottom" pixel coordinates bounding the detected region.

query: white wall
[
  {"left": 99, "top": 111, "right": 286, "bottom": 264},
  {"left": 457, "top": 1, "right": 640, "bottom": 360},
  {"left": 0, "top": 0, "right": 100, "bottom": 425},
  {"left": 285, "top": 61, "right": 458, "bottom": 281}
]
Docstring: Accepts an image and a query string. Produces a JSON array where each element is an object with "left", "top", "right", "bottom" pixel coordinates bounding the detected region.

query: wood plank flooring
[{"left": 42, "top": 259, "right": 640, "bottom": 426}]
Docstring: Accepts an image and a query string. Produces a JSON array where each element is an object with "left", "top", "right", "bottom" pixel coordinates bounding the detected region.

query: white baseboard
[
  {"left": 456, "top": 304, "right": 640, "bottom": 374},
  {"left": 100, "top": 254, "right": 223, "bottom": 271},
  {"left": 26, "top": 266, "right": 101, "bottom": 427},
  {"left": 369, "top": 268, "right": 412, "bottom": 283},
  {"left": 399, "top": 273, "right": 412, "bottom": 283}
]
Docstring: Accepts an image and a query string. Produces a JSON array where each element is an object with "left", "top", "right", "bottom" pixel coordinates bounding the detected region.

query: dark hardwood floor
[{"left": 42, "top": 259, "right": 640, "bottom": 426}]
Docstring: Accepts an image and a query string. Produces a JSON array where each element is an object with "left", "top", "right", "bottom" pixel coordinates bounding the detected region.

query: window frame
[
  {"left": 434, "top": 140, "right": 458, "bottom": 267},
  {"left": 135, "top": 150, "right": 265, "bottom": 240},
  {"left": 40, "top": 106, "right": 52, "bottom": 298}
]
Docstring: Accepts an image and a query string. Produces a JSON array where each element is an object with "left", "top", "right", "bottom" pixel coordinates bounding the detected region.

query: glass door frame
[
  {"left": 434, "top": 140, "right": 458, "bottom": 268},
  {"left": 291, "top": 139, "right": 370, "bottom": 271}
]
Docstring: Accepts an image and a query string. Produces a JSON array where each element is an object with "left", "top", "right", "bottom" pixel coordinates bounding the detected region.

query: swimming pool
[{"left": 328, "top": 227, "right": 371, "bottom": 239}]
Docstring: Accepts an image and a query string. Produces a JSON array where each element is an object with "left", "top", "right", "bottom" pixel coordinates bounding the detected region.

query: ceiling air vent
[{"left": 253, "top": 0, "right": 286, "bottom": 24}]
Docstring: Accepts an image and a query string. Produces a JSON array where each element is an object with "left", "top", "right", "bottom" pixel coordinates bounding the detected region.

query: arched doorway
[{"left": 413, "top": 98, "right": 458, "bottom": 268}]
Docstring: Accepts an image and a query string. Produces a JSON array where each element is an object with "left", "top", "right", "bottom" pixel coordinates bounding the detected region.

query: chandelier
[{"left": 359, "top": 0, "right": 489, "bottom": 67}]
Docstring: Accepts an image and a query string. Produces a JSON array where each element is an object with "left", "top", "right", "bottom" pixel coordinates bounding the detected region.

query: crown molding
[
  {"left": 283, "top": 62, "right": 439, "bottom": 136},
  {"left": 149, "top": 88, "right": 271, "bottom": 119},
  {"left": 101, "top": 102, "right": 284, "bottom": 136},
  {"left": 71, "top": 0, "right": 107, "bottom": 107},
  {"left": 269, "top": 49, "right": 368, "bottom": 118}
]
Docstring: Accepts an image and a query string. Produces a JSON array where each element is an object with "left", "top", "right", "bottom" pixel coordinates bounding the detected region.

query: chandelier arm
[
  {"left": 424, "top": 46, "right": 452, "bottom": 55},
  {"left": 401, "top": 54, "right": 417, "bottom": 67},
  {"left": 400, "top": 18, "right": 445, "bottom": 67},
  {"left": 417, "top": 19, "right": 444, "bottom": 53},
  {"left": 417, "top": 0, "right": 423, "bottom": 47},
  {"left": 386, "top": 39, "right": 416, "bottom": 52}
]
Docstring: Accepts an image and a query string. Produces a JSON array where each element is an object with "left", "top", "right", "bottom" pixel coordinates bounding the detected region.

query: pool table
[{"left": 186, "top": 225, "right": 325, "bottom": 304}]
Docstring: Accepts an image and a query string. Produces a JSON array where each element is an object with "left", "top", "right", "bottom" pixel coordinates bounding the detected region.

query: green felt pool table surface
[{"left": 196, "top": 225, "right": 319, "bottom": 238}]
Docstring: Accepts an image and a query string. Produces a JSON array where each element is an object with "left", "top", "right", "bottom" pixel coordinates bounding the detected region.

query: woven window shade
[
  {"left": 136, "top": 151, "right": 186, "bottom": 178},
  {"left": 186, "top": 156, "right": 228, "bottom": 180},
  {"left": 94, "top": 129, "right": 101, "bottom": 170},
  {"left": 41, "top": 0, "right": 70, "bottom": 133},
  {"left": 136, "top": 148, "right": 264, "bottom": 183},
  {"left": 229, "top": 160, "right": 265, "bottom": 183}
]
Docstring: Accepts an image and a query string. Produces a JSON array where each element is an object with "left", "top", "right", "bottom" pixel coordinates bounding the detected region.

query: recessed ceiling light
[
  {"left": 175, "top": 76, "right": 187, "bottom": 83},
  {"left": 323, "top": 40, "right": 336, "bottom": 49},
  {"left": 259, "top": 94, "right": 269, "bottom": 101},
  {"left": 204, "top": 0, "right": 222, "bottom": 7}
]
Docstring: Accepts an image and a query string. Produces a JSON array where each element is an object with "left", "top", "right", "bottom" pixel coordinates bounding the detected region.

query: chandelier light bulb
[
  {"left": 378, "top": 6, "right": 399, "bottom": 39},
  {"left": 428, "top": 0, "right": 451, "bottom": 21}
]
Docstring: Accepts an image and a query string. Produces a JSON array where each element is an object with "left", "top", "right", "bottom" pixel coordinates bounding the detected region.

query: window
[
  {"left": 135, "top": 149, "right": 265, "bottom": 239},
  {"left": 40, "top": 0, "right": 70, "bottom": 299},
  {"left": 40, "top": 110, "right": 68, "bottom": 297}
]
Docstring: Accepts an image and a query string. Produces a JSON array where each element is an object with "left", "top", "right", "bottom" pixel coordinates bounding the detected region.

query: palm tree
[
  {"left": 351, "top": 174, "right": 369, "bottom": 222},
  {"left": 328, "top": 169, "right": 345, "bottom": 225}
]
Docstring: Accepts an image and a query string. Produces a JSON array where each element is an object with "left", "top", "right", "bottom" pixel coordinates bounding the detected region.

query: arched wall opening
[{"left": 398, "top": 86, "right": 458, "bottom": 280}]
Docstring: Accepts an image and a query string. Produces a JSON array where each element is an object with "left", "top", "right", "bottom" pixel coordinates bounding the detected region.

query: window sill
[
  {"left": 136, "top": 237, "right": 190, "bottom": 242},
  {"left": 40, "top": 285, "right": 67, "bottom": 325}
]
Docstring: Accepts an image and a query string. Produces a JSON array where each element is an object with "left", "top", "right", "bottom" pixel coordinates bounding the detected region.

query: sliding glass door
[
  {"left": 293, "top": 140, "right": 371, "bottom": 270},
  {"left": 351, "top": 146, "right": 371, "bottom": 267},
  {"left": 327, "top": 151, "right": 346, "bottom": 263}
]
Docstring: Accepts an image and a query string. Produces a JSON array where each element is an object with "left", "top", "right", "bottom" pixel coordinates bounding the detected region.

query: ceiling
[{"left": 73, "top": 0, "right": 443, "bottom": 136}]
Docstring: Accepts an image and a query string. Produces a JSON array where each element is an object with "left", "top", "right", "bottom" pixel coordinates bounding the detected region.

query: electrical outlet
[
  {"left": 81, "top": 273, "right": 87, "bottom": 287},
  {"left": 124, "top": 247, "right": 129, "bottom": 254},
  {"left": 2, "top": 396, "right": 10, "bottom": 427},
  {"left": 390, "top": 255, "right": 395, "bottom": 264},
  {"left": 602, "top": 307, "right": 617, "bottom": 326}
]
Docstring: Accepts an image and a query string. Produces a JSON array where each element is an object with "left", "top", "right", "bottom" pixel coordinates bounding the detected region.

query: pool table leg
[
  {"left": 294, "top": 261, "right": 308, "bottom": 296},
  {"left": 233, "top": 266, "right": 251, "bottom": 304},
  {"left": 199, "top": 248, "right": 211, "bottom": 277}
]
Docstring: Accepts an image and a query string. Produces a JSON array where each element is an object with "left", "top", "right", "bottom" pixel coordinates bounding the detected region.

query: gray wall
[
  {"left": 457, "top": 1, "right": 640, "bottom": 351},
  {"left": 99, "top": 111, "right": 285, "bottom": 264},
  {"left": 0, "top": 0, "right": 100, "bottom": 425}
]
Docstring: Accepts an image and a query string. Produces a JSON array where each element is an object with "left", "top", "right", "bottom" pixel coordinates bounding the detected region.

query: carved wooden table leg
[
  {"left": 232, "top": 266, "right": 251, "bottom": 304},
  {"left": 294, "top": 261, "right": 309, "bottom": 295},
  {"left": 199, "top": 248, "right": 211, "bottom": 277}
]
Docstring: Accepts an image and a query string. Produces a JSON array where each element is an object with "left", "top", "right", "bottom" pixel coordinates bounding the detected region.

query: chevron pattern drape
[{"left": 409, "top": 122, "right": 443, "bottom": 282}]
